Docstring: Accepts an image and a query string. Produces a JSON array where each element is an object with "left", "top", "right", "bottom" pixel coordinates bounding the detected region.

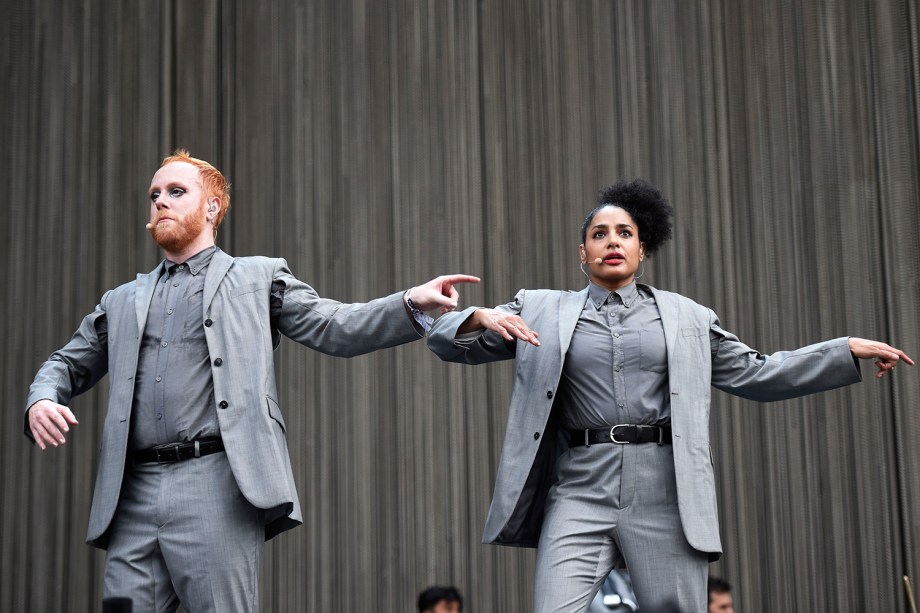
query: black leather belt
[
  {"left": 133, "top": 437, "right": 225, "bottom": 465},
  {"left": 570, "top": 424, "right": 672, "bottom": 447}
]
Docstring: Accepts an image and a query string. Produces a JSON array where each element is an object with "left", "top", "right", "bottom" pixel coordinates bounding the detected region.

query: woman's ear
[{"left": 579, "top": 245, "right": 586, "bottom": 263}]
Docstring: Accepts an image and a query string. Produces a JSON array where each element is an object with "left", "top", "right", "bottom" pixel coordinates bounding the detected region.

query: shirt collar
[
  {"left": 165, "top": 245, "right": 217, "bottom": 276},
  {"left": 587, "top": 280, "right": 640, "bottom": 310}
]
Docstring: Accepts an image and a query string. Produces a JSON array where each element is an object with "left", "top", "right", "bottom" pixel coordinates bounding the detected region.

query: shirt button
[
  {"left": 156, "top": 413, "right": 162, "bottom": 419},
  {"left": 155, "top": 376, "right": 162, "bottom": 382},
  {"left": 204, "top": 318, "right": 213, "bottom": 327},
  {"left": 618, "top": 402, "right": 625, "bottom": 408},
  {"left": 614, "top": 366, "right": 621, "bottom": 372},
  {"left": 161, "top": 341, "right": 168, "bottom": 348},
  {"left": 533, "top": 432, "right": 541, "bottom": 440},
  {"left": 219, "top": 400, "right": 228, "bottom": 409},
  {"left": 167, "top": 308, "right": 173, "bottom": 315},
  {"left": 214, "top": 358, "right": 223, "bottom": 366},
  {"left": 173, "top": 282, "right": 179, "bottom": 287},
  {"left": 178, "top": 265, "right": 184, "bottom": 270},
  {"left": 546, "top": 390, "right": 553, "bottom": 399},
  {"left": 614, "top": 332, "right": 621, "bottom": 338}
]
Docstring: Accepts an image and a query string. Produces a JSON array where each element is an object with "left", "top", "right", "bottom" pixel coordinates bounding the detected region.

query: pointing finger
[{"left": 440, "top": 274, "right": 480, "bottom": 286}]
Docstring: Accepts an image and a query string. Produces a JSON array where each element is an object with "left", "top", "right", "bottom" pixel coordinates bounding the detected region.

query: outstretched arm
[
  {"left": 273, "top": 261, "right": 482, "bottom": 357},
  {"left": 427, "top": 289, "right": 540, "bottom": 365},
  {"left": 848, "top": 337, "right": 914, "bottom": 378}
]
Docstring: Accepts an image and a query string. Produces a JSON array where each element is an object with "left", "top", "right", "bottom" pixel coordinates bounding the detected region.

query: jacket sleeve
[
  {"left": 271, "top": 259, "right": 423, "bottom": 357},
  {"left": 709, "top": 308, "right": 862, "bottom": 402},
  {"left": 24, "top": 291, "right": 112, "bottom": 438},
  {"left": 426, "top": 290, "right": 524, "bottom": 365}
]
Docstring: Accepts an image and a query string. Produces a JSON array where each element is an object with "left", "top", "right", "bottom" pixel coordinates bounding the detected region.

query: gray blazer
[
  {"left": 427, "top": 285, "right": 861, "bottom": 558},
  {"left": 26, "top": 248, "right": 422, "bottom": 548}
]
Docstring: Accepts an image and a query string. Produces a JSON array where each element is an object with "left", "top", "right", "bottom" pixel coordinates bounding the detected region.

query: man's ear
[{"left": 207, "top": 197, "right": 220, "bottom": 217}]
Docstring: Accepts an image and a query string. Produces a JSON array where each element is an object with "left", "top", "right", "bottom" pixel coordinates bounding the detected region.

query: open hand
[
  {"left": 28, "top": 399, "right": 79, "bottom": 450},
  {"left": 469, "top": 308, "right": 540, "bottom": 346}
]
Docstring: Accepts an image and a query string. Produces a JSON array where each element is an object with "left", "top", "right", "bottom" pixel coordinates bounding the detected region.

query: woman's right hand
[{"left": 460, "top": 308, "right": 540, "bottom": 346}]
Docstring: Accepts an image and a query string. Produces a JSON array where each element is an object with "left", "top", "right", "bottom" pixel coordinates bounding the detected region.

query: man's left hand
[{"left": 408, "top": 275, "right": 481, "bottom": 314}]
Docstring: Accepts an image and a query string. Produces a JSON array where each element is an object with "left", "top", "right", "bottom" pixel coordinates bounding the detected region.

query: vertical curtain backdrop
[{"left": 1, "top": 1, "right": 918, "bottom": 611}]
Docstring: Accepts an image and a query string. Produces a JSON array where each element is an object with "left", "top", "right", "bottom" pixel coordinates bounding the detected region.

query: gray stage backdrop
[{"left": 1, "top": 0, "right": 918, "bottom": 611}]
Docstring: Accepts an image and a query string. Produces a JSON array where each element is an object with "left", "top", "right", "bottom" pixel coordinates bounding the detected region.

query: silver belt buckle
[
  {"left": 610, "top": 424, "right": 631, "bottom": 444},
  {"left": 154, "top": 442, "right": 183, "bottom": 463}
]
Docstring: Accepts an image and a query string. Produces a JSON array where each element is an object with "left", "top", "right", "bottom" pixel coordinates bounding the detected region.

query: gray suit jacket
[
  {"left": 427, "top": 285, "right": 861, "bottom": 558},
  {"left": 26, "top": 248, "right": 422, "bottom": 548}
]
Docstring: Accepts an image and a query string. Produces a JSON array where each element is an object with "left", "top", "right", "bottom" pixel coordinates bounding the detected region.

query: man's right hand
[{"left": 28, "top": 400, "right": 78, "bottom": 450}]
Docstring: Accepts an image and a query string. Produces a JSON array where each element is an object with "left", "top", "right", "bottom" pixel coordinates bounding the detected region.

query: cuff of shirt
[{"left": 403, "top": 290, "right": 435, "bottom": 333}]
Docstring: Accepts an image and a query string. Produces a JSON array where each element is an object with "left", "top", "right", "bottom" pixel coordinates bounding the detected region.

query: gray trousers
[
  {"left": 534, "top": 441, "right": 708, "bottom": 613},
  {"left": 103, "top": 451, "right": 264, "bottom": 613}
]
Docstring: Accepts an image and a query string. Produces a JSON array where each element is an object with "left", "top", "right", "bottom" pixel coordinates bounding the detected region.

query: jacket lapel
[
  {"left": 135, "top": 261, "right": 166, "bottom": 336},
  {"left": 203, "top": 248, "right": 235, "bottom": 316},
  {"left": 557, "top": 287, "right": 589, "bottom": 357}
]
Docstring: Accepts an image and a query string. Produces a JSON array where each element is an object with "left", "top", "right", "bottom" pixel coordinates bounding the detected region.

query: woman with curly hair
[{"left": 427, "top": 179, "right": 912, "bottom": 613}]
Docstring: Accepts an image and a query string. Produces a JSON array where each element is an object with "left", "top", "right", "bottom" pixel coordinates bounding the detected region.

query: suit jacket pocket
[
  {"left": 231, "top": 282, "right": 267, "bottom": 299},
  {"left": 681, "top": 326, "right": 709, "bottom": 363},
  {"left": 266, "top": 396, "right": 287, "bottom": 434}
]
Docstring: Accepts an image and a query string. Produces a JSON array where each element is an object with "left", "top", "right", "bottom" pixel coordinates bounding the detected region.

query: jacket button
[
  {"left": 204, "top": 318, "right": 213, "bottom": 327},
  {"left": 534, "top": 432, "right": 540, "bottom": 440},
  {"left": 218, "top": 400, "right": 228, "bottom": 409},
  {"left": 546, "top": 390, "right": 553, "bottom": 399},
  {"left": 214, "top": 358, "right": 223, "bottom": 366}
]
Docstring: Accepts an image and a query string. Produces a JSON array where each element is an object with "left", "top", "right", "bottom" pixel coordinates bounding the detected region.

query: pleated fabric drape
[{"left": 1, "top": 1, "right": 917, "bottom": 611}]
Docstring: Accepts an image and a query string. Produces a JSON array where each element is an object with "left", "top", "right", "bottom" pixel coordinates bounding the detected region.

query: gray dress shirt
[
  {"left": 557, "top": 281, "right": 671, "bottom": 431},
  {"left": 130, "top": 247, "right": 220, "bottom": 451}
]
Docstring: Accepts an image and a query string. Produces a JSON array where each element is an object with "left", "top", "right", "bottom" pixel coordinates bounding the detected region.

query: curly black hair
[{"left": 580, "top": 178, "right": 674, "bottom": 257}]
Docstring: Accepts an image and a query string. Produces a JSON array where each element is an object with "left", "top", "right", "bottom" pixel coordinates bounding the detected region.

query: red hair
[{"left": 160, "top": 149, "right": 231, "bottom": 235}]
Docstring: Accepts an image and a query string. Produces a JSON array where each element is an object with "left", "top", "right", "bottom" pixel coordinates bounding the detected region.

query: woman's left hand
[{"left": 848, "top": 337, "right": 915, "bottom": 378}]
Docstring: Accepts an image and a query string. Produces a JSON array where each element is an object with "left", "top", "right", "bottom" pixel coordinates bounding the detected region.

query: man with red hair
[{"left": 25, "top": 150, "right": 478, "bottom": 612}]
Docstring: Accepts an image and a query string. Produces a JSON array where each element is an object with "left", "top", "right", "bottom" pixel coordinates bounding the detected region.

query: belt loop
[
  {"left": 584, "top": 429, "right": 590, "bottom": 448},
  {"left": 657, "top": 426, "right": 664, "bottom": 446},
  {"left": 194, "top": 440, "right": 200, "bottom": 458}
]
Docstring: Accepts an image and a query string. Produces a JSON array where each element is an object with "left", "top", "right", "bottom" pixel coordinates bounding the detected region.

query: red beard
[{"left": 151, "top": 202, "right": 207, "bottom": 253}]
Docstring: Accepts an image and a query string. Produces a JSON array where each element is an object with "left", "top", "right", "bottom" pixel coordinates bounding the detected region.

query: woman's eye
[
  {"left": 593, "top": 231, "right": 606, "bottom": 239},
  {"left": 150, "top": 192, "right": 159, "bottom": 201},
  {"left": 170, "top": 188, "right": 185, "bottom": 197},
  {"left": 620, "top": 230, "right": 632, "bottom": 238}
]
